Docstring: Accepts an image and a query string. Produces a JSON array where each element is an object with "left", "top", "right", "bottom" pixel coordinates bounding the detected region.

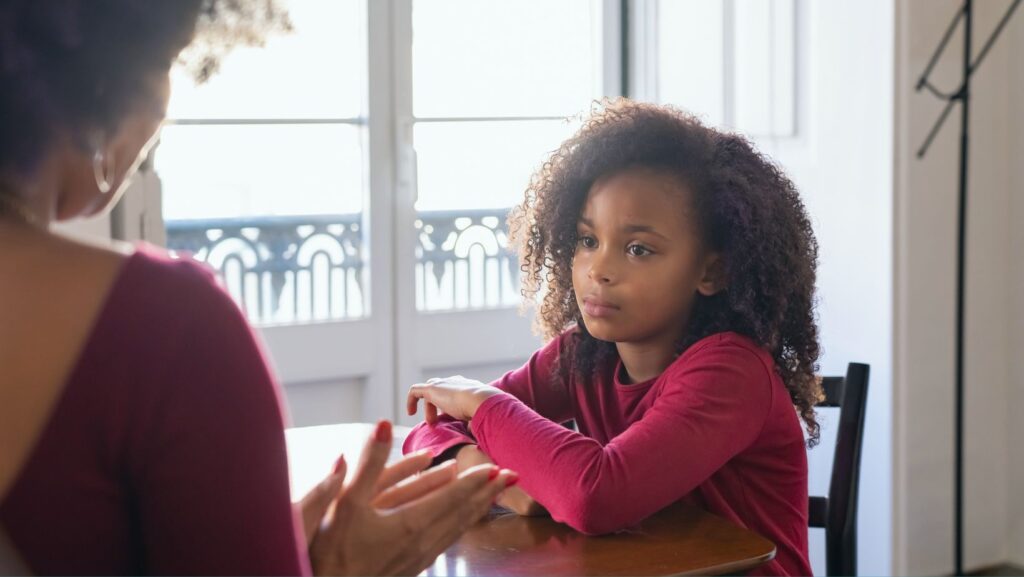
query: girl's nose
[{"left": 588, "top": 253, "right": 614, "bottom": 284}]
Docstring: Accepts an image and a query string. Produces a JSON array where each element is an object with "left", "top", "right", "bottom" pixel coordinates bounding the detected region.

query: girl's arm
[
  {"left": 470, "top": 340, "right": 774, "bottom": 535},
  {"left": 455, "top": 444, "right": 548, "bottom": 516},
  {"left": 402, "top": 333, "right": 574, "bottom": 460}
]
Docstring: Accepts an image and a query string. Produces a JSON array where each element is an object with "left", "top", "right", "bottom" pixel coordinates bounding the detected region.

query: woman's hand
[
  {"left": 302, "top": 420, "right": 517, "bottom": 576},
  {"left": 406, "top": 375, "right": 504, "bottom": 424},
  {"left": 455, "top": 445, "right": 547, "bottom": 518},
  {"left": 299, "top": 446, "right": 439, "bottom": 548}
]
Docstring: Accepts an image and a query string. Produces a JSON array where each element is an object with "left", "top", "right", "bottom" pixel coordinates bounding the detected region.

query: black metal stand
[{"left": 915, "top": 1, "right": 1021, "bottom": 574}]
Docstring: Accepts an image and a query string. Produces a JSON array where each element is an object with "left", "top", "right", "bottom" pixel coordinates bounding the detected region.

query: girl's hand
[
  {"left": 406, "top": 375, "right": 504, "bottom": 424},
  {"left": 303, "top": 420, "right": 517, "bottom": 576}
]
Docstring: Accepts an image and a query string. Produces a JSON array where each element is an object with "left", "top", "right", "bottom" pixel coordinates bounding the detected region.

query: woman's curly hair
[
  {"left": 509, "top": 99, "right": 824, "bottom": 447},
  {"left": 0, "top": 0, "right": 289, "bottom": 178}
]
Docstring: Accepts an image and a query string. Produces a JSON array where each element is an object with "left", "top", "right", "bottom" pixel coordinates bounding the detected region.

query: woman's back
[
  {"left": 0, "top": 237, "right": 307, "bottom": 575},
  {"left": 0, "top": 229, "right": 125, "bottom": 508}
]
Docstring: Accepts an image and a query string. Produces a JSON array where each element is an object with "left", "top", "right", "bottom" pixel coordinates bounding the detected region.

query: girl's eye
[
  {"left": 627, "top": 244, "right": 652, "bottom": 257},
  {"left": 578, "top": 235, "right": 597, "bottom": 249}
]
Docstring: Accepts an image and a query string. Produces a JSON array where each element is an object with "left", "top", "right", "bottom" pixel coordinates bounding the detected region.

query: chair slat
[{"left": 809, "top": 496, "right": 828, "bottom": 528}]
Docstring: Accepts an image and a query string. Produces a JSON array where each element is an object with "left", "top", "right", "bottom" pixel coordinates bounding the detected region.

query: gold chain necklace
[{"left": 0, "top": 190, "right": 40, "bottom": 228}]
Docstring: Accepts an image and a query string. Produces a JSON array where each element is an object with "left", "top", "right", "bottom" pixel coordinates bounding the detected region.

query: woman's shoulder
[
  {"left": 114, "top": 243, "right": 241, "bottom": 320},
  {"left": 85, "top": 244, "right": 276, "bottom": 409},
  {"left": 80, "top": 243, "right": 253, "bottom": 367}
]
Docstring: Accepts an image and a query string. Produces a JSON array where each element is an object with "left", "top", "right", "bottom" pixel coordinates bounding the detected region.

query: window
[
  {"left": 157, "top": 0, "right": 610, "bottom": 322},
  {"left": 157, "top": 0, "right": 369, "bottom": 324},
  {"left": 408, "top": 0, "right": 606, "bottom": 311}
]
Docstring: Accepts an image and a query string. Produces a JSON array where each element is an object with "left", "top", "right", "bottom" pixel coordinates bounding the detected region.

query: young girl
[{"left": 404, "top": 99, "right": 821, "bottom": 576}]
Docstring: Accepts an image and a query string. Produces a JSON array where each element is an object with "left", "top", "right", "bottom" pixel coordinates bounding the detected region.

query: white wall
[
  {"left": 282, "top": 378, "right": 365, "bottom": 427},
  {"left": 895, "top": 0, "right": 1019, "bottom": 573},
  {"left": 1009, "top": 6, "right": 1024, "bottom": 566},
  {"left": 761, "top": 2, "right": 894, "bottom": 574}
]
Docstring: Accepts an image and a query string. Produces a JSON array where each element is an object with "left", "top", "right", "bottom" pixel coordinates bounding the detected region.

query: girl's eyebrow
[
  {"left": 578, "top": 217, "right": 671, "bottom": 241},
  {"left": 622, "top": 224, "right": 670, "bottom": 240}
]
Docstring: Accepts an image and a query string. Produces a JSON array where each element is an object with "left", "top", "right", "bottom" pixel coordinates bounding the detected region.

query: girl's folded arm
[
  {"left": 471, "top": 343, "right": 772, "bottom": 535},
  {"left": 403, "top": 333, "right": 575, "bottom": 457}
]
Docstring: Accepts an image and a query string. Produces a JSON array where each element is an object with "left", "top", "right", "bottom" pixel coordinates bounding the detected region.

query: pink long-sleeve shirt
[{"left": 404, "top": 331, "right": 812, "bottom": 576}]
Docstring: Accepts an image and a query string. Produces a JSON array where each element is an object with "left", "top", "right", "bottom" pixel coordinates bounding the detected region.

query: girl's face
[{"left": 572, "top": 167, "right": 722, "bottom": 347}]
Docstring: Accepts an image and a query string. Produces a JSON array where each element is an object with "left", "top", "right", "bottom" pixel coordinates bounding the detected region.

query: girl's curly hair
[{"left": 508, "top": 99, "right": 824, "bottom": 447}]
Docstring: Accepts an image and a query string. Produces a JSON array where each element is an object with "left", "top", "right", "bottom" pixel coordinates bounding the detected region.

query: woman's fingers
[
  {"left": 406, "top": 464, "right": 513, "bottom": 528},
  {"left": 377, "top": 464, "right": 506, "bottom": 575},
  {"left": 425, "top": 400, "right": 439, "bottom": 424},
  {"left": 373, "top": 449, "right": 431, "bottom": 494},
  {"left": 298, "top": 460, "right": 346, "bottom": 546},
  {"left": 372, "top": 459, "right": 458, "bottom": 510},
  {"left": 413, "top": 467, "right": 518, "bottom": 562},
  {"left": 347, "top": 420, "right": 393, "bottom": 502}
]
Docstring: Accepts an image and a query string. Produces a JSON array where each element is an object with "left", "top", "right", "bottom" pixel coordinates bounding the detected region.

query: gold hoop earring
[{"left": 92, "top": 147, "right": 115, "bottom": 194}]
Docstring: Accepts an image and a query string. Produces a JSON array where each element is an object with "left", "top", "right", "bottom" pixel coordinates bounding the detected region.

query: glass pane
[
  {"left": 156, "top": 124, "right": 368, "bottom": 325},
  {"left": 657, "top": 0, "right": 725, "bottom": 127},
  {"left": 158, "top": 124, "right": 363, "bottom": 220},
  {"left": 412, "top": 0, "right": 603, "bottom": 118},
  {"left": 413, "top": 120, "right": 578, "bottom": 311},
  {"left": 167, "top": 0, "right": 365, "bottom": 119}
]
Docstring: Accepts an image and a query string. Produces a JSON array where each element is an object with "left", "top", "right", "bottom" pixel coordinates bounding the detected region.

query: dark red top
[
  {"left": 405, "top": 331, "right": 812, "bottom": 576},
  {"left": 0, "top": 246, "right": 309, "bottom": 575}
]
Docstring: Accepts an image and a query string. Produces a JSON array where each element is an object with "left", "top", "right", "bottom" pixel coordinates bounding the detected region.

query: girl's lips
[{"left": 583, "top": 298, "right": 620, "bottom": 318}]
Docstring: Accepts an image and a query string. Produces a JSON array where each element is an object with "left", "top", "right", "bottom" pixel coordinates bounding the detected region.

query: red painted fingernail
[
  {"left": 376, "top": 420, "right": 392, "bottom": 443},
  {"left": 506, "top": 473, "right": 520, "bottom": 487},
  {"left": 487, "top": 466, "right": 500, "bottom": 481},
  {"left": 332, "top": 454, "right": 346, "bottom": 474}
]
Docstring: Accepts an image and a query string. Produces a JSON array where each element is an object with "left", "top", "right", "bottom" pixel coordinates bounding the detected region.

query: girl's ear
[{"left": 696, "top": 252, "right": 726, "bottom": 296}]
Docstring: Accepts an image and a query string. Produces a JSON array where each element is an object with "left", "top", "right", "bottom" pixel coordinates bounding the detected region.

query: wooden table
[{"left": 286, "top": 423, "right": 775, "bottom": 576}]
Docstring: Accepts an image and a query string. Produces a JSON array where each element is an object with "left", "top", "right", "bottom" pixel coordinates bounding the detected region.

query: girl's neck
[{"left": 614, "top": 340, "right": 679, "bottom": 384}]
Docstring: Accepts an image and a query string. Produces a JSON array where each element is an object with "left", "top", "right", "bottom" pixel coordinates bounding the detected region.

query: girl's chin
[{"left": 582, "top": 319, "right": 624, "bottom": 343}]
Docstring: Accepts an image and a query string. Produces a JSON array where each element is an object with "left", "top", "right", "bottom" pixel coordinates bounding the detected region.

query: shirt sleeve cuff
[
  {"left": 469, "top": 392, "right": 520, "bottom": 451},
  {"left": 401, "top": 421, "right": 476, "bottom": 459}
]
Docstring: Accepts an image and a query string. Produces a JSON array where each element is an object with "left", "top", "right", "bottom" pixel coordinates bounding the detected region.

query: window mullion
[
  {"left": 626, "top": 0, "right": 658, "bottom": 101},
  {"left": 388, "top": 0, "right": 421, "bottom": 420},
  {"left": 364, "top": 0, "right": 401, "bottom": 419},
  {"left": 602, "top": 0, "right": 624, "bottom": 99}
]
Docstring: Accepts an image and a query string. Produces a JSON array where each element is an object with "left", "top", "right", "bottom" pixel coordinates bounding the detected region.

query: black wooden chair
[{"left": 809, "top": 362, "right": 870, "bottom": 576}]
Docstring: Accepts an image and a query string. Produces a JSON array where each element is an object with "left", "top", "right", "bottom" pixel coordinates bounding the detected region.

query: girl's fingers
[
  {"left": 372, "top": 459, "right": 458, "bottom": 509},
  {"left": 407, "top": 384, "right": 426, "bottom": 416},
  {"left": 425, "top": 400, "right": 439, "bottom": 424},
  {"left": 347, "top": 420, "right": 393, "bottom": 502},
  {"left": 374, "top": 450, "right": 432, "bottom": 494}
]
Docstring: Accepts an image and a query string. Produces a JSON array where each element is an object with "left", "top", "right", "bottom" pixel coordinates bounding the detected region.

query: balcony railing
[{"left": 166, "top": 209, "right": 520, "bottom": 325}]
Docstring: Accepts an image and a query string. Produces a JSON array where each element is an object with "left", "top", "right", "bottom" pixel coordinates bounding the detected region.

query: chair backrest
[{"left": 808, "top": 362, "right": 870, "bottom": 577}]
